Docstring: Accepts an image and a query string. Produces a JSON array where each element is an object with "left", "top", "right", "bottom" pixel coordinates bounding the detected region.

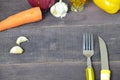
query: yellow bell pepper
[{"left": 93, "top": 0, "right": 120, "bottom": 14}]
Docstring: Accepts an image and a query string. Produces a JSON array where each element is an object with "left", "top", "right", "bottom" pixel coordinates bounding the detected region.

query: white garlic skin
[
  {"left": 10, "top": 46, "right": 24, "bottom": 54},
  {"left": 50, "top": 1, "right": 68, "bottom": 18},
  {"left": 16, "top": 36, "right": 29, "bottom": 45}
]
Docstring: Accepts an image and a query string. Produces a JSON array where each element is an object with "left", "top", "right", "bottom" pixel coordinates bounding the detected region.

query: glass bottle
[{"left": 70, "top": 0, "right": 86, "bottom": 12}]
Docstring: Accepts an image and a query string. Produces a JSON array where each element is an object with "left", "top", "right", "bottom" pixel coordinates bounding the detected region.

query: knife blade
[{"left": 98, "top": 36, "right": 111, "bottom": 80}]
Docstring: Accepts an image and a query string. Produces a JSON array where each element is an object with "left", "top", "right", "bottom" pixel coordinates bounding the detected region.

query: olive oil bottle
[{"left": 70, "top": 0, "right": 86, "bottom": 12}]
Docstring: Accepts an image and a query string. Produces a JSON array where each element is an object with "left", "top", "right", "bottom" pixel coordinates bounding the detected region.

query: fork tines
[{"left": 83, "top": 33, "right": 94, "bottom": 51}]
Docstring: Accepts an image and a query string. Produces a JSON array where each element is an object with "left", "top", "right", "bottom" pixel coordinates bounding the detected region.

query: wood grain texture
[
  {"left": 0, "top": 62, "right": 119, "bottom": 80},
  {"left": 0, "top": 25, "right": 120, "bottom": 63},
  {"left": 0, "top": 0, "right": 120, "bottom": 26},
  {"left": 0, "top": 0, "right": 120, "bottom": 80}
]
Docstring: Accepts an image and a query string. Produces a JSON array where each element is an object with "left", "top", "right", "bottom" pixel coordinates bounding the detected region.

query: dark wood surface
[{"left": 0, "top": 0, "right": 120, "bottom": 80}]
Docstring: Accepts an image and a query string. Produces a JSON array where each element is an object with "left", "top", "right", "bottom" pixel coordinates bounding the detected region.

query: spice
[
  {"left": 16, "top": 36, "right": 29, "bottom": 45},
  {"left": 10, "top": 46, "right": 24, "bottom": 54},
  {"left": 9, "top": 36, "right": 29, "bottom": 55},
  {"left": 50, "top": 0, "right": 68, "bottom": 18}
]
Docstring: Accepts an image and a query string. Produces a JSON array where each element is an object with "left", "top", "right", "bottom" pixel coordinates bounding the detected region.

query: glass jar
[{"left": 70, "top": 0, "right": 86, "bottom": 12}]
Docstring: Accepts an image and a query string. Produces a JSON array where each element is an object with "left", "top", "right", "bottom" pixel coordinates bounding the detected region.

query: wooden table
[{"left": 0, "top": 0, "right": 120, "bottom": 80}]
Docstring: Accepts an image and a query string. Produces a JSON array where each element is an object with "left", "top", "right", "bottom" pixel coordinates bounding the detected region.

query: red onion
[{"left": 28, "top": 0, "right": 55, "bottom": 10}]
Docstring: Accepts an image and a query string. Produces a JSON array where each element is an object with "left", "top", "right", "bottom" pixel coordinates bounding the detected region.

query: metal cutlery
[
  {"left": 83, "top": 33, "right": 94, "bottom": 80},
  {"left": 98, "top": 36, "right": 111, "bottom": 80}
]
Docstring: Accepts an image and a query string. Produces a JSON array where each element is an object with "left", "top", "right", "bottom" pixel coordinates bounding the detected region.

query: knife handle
[
  {"left": 86, "top": 68, "right": 94, "bottom": 80},
  {"left": 101, "top": 70, "right": 111, "bottom": 80}
]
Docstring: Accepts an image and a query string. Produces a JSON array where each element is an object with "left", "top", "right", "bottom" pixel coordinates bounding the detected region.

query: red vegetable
[{"left": 28, "top": 0, "right": 55, "bottom": 10}]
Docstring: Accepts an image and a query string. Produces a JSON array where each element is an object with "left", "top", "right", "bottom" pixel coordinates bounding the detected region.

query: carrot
[{"left": 0, "top": 7, "right": 42, "bottom": 31}]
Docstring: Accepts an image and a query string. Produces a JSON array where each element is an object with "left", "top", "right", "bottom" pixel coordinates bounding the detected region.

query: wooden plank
[
  {"left": 0, "top": 0, "right": 120, "bottom": 80},
  {"left": 0, "top": 61, "right": 119, "bottom": 80},
  {"left": 0, "top": 0, "right": 120, "bottom": 26},
  {"left": 0, "top": 25, "right": 120, "bottom": 64}
]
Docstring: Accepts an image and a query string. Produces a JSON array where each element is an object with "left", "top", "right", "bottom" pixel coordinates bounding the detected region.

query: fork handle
[{"left": 86, "top": 68, "right": 94, "bottom": 80}]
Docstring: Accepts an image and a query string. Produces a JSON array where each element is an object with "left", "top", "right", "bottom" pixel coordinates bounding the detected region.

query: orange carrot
[{"left": 0, "top": 7, "right": 42, "bottom": 31}]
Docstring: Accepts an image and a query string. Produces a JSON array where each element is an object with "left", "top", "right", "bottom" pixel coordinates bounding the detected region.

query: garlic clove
[
  {"left": 50, "top": 5, "right": 60, "bottom": 17},
  {"left": 10, "top": 46, "right": 24, "bottom": 54},
  {"left": 16, "top": 36, "right": 29, "bottom": 45},
  {"left": 50, "top": 1, "right": 68, "bottom": 18}
]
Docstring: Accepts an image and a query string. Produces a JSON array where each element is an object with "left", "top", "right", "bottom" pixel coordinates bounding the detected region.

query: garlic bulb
[
  {"left": 10, "top": 46, "right": 24, "bottom": 54},
  {"left": 50, "top": 0, "right": 68, "bottom": 18},
  {"left": 16, "top": 36, "right": 29, "bottom": 45}
]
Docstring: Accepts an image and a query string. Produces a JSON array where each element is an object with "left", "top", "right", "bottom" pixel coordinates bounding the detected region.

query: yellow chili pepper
[{"left": 93, "top": 0, "right": 120, "bottom": 14}]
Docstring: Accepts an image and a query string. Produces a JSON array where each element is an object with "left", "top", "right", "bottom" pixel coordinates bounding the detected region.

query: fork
[{"left": 83, "top": 33, "right": 94, "bottom": 80}]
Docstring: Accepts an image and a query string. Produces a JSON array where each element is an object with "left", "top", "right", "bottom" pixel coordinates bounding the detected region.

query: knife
[{"left": 98, "top": 36, "right": 111, "bottom": 80}]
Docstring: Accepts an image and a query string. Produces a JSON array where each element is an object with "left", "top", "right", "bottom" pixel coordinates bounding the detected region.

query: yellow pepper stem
[{"left": 86, "top": 68, "right": 94, "bottom": 80}]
